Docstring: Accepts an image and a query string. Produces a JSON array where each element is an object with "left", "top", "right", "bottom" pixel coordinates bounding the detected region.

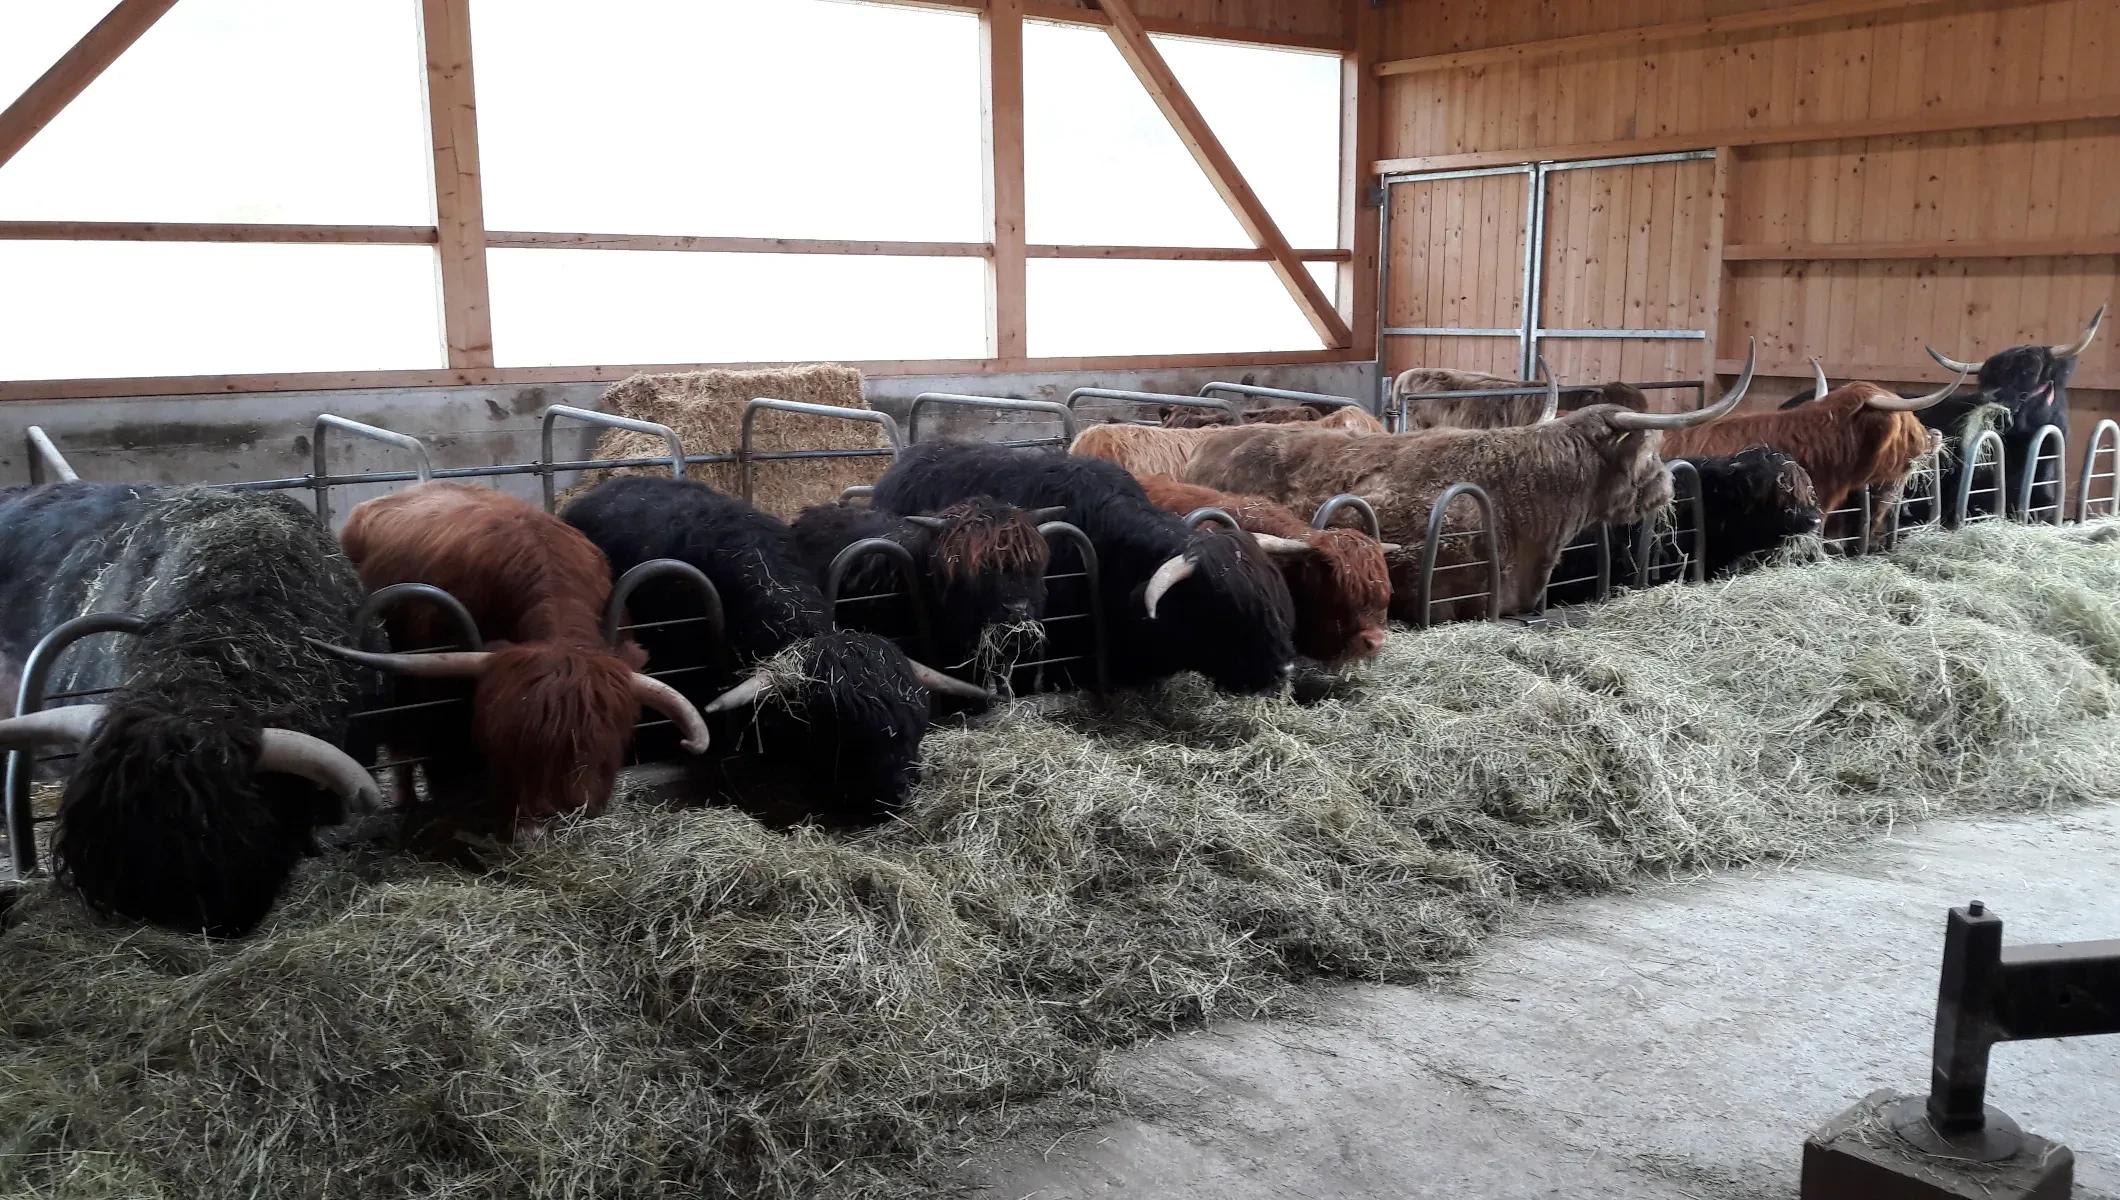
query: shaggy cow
[
  {"left": 312, "top": 483, "right": 709, "bottom": 841},
  {"left": 872, "top": 442, "right": 1297, "bottom": 693},
  {"left": 1136, "top": 474, "right": 1392, "bottom": 665},
  {"left": 1924, "top": 307, "right": 2104, "bottom": 519},
  {"left": 1393, "top": 362, "right": 1649, "bottom": 431},
  {"left": 1071, "top": 422, "right": 1289, "bottom": 479},
  {"left": 1546, "top": 447, "right": 1823, "bottom": 606},
  {"left": 564, "top": 476, "right": 990, "bottom": 824},
  {"left": 789, "top": 496, "right": 1061, "bottom": 681},
  {"left": 0, "top": 484, "right": 383, "bottom": 936},
  {"left": 1658, "top": 360, "right": 1965, "bottom": 520},
  {"left": 1160, "top": 403, "right": 1386, "bottom": 432},
  {"left": 1182, "top": 344, "right": 1762, "bottom": 623}
]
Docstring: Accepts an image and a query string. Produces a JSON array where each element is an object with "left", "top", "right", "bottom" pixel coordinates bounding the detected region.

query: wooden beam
[
  {"left": 1701, "top": 147, "right": 1732, "bottom": 385},
  {"left": 1021, "top": 1, "right": 1351, "bottom": 53},
  {"left": 487, "top": 231, "right": 993, "bottom": 256},
  {"left": 1376, "top": 0, "right": 1968, "bottom": 78},
  {"left": 418, "top": 0, "right": 495, "bottom": 370},
  {"left": 1725, "top": 235, "right": 2120, "bottom": 261},
  {"left": 1375, "top": 96, "right": 2120, "bottom": 176},
  {"left": 1339, "top": 0, "right": 1382, "bottom": 359},
  {"left": 1027, "top": 244, "right": 1350, "bottom": 261},
  {"left": 1095, "top": 0, "right": 1354, "bottom": 348},
  {"left": 0, "top": 221, "right": 440, "bottom": 245},
  {"left": 982, "top": 0, "right": 1030, "bottom": 359},
  {"left": 0, "top": 348, "right": 1374, "bottom": 403},
  {"left": 1716, "top": 359, "right": 2120, "bottom": 393},
  {"left": 0, "top": 0, "right": 180, "bottom": 170}
]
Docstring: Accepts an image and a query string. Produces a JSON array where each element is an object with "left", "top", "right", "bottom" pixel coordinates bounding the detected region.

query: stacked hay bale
[{"left": 566, "top": 365, "right": 891, "bottom": 519}]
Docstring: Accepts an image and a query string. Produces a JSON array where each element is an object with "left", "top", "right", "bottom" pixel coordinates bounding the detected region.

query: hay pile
[
  {"left": 568, "top": 366, "right": 888, "bottom": 519},
  {"left": 6, "top": 521, "right": 2120, "bottom": 1199}
]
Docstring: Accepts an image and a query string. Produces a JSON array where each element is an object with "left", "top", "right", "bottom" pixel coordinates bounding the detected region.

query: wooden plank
[
  {"left": 1338, "top": 0, "right": 1382, "bottom": 358},
  {"left": 1374, "top": 96, "right": 2120, "bottom": 175},
  {"left": 0, "top": 0, "right": 180, "bottom": 169},
  {"left": 1019, "top": 0, "right": 1351, "bottom": 52},
  {"left": 981, "top": 0, "right": 1029, "bottom": 359},
  {"left": 485, "top": 231, "right": 989, "bottom": 256},
  {"left": 0, "top": 348, "right": 1377, "bottom": 403},
  {"left": 0, "top": 222, "right": 441, "bottom": 245},
  {"left": 419, "top": 0, "right": 495, "bottom": 371},
  {"left": 1724, "top": 236, "right": 2120, "bottom": 261},
  {"left": 1095, "top": 0, "right": 1354, "bottom": 348},
  {"left": 1027, "top": 244, "right": 1353, "bottom": 261},
  {"left": 1377, "top": 0, "right": 1986, "bottom": 79}
]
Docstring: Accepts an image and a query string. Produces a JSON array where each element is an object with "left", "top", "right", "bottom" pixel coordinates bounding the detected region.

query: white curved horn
[
  {"left": 1611, "top": 340, "right": 1756, "bottom": 431},
  {"left": 256, "top": 729, "right": 384, "bottom": 814},
  {"left": 1926, "top": 344, "right": 1983, "bottom": 376},
  {"left": 1142, "top": 554, "right": 1197, "bottom": 619},
  {"left": 703, "top": 668, "right": 773, "bottom": 714},
  {"left": 0, "top": 703, "right": 106, "bottom": 749},
  {"left": 910, "top": 662, "right": 997, "bottom": 702},
  {"left": 1535, "top": 356, "right": 1559, "bottom": 423},
  {"left": 1865, "top": 365, "right": 1969, "bottom": 412},
  {"left": 2052, "top": 305, "right": 2106, "bottom": 360},
  {"left": 630, "top": 673, "right": 709, "bottom": 753},
  {"left": 306, "top": 638, "right": 492, "bottom": 679},
  {"left": 1249, "top": 533, "right": 1317, "bottom": 558},
  {"left": 1811, "top": 357, "right": 1831, "bottom": 400}
]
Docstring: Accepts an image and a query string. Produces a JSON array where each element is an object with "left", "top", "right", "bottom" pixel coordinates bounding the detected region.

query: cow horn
[
  {"left": 1377, "top": 542, "right": 1403, "bottom": 552},
  {"left": 1535, "top": 356, "right": 1559, "bottom": 423},
  {"left": 630, "top": 674, "right": 710, "bottom": 753},
  {"left": 2052, "top": 305, "right": 2106, "bottom": 360},
  {"left": 1027, "top": 506, "right": 1069, "bottom": 524},
  {"left": 1610, "top": 340, "right": 1756, "bottom": 430},
  {"left": 902, "top": 514, "right": 950, "bottom": 531},
  {"left": 703, "top": 669, "right": 773, "bottom": 714},
  {"left": 1143, "top": 554, "right": 1197, "bottom": 619},
  {"left": 1810, "top": 357, "right": 1831, "bottom": 400},
  {"left": 909, "top": 662, "right": 997, "bottom": 702},
  {"left": 1926, "top": 345, "right": 1984, "bottom": 376},
  {"left": 1864, "top": 364, "right": 1969, "bottom": 412},
  {"left": 256, "top": 729, "right": 384, "bottom": 814},
  {"left": 306, "top": 638, "right": 492, "bottom": 678},
  {"left": 1250, "top": 533, "right": 1317, "bottom": 558},
  {"left": 0, "top": 703, "right": 106, "bottom": 749}
]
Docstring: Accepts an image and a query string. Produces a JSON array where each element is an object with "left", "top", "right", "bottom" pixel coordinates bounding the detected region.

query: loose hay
[
  {"left": 7, "top": 520, "right": 2120, "bottom": 1199},
  {"left": 565, "top": 366, "right": 888, "bottom": 520}
]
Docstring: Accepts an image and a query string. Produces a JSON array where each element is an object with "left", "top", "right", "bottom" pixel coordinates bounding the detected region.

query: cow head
[
  {"left": 901, "top": 498, "right": 1057, "bottom": 652},
  {"left": 1590, "top": 341, "right": 1765, "bottom": 524},
  {"left": 1929, "top": 306, "right": 2103, "bottom": 435},
  {"left": 1141, "top": 527, "right": 1297, "bottom": 693},
  {"left": 1693, "top": 446, "right": 1823, "bottom": 570},
  {"left": 1271, "top": 528, "right": 1392, "bottom": 664}
]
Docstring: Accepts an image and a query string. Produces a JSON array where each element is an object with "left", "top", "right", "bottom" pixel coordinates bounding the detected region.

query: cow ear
[{"left": 616, "top": 639, "right": 650, "bottom": 670}]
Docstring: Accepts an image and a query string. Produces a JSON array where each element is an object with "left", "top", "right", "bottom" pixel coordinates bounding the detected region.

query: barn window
[{"left": 1023, "top": 21, "right": 1341, "bottom": 356}]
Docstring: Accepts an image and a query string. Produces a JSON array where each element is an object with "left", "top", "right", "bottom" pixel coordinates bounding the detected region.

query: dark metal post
[{"left": 1038, "top": 521, "right": 1109, "bottom": 694}]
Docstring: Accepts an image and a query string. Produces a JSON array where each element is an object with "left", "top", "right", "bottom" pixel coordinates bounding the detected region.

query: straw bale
[
  {"left": 567, "top": 366, "right": 886, "bottom": 519},
  {"left": 5, "top": 520, "right": 2120, "bottom": 1199}
]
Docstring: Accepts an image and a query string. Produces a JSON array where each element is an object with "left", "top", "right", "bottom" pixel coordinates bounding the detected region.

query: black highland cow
[
  {"left": 1921, "top": 307, "right": 2103, "bottom": 521},
  {"left": 0, "top": 484, "right": 382, "bottom": 936},
  {"left": 870, "top": 441, "right": 1297, "bottom": 693}
]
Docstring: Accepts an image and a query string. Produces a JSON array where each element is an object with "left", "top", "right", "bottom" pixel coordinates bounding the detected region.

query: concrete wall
[{"left": 0, "top": 361, "right": 1380, "bottom": 522}]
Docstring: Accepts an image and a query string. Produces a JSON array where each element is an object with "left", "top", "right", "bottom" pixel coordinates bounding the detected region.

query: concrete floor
[{"left": 964, "top": 805, "right": 2120, "bottom": 1200}]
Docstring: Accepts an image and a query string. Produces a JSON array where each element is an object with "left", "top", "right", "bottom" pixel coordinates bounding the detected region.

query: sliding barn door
[{"left": 1381, "top": 166, "right": 1533, "bottom": 382}]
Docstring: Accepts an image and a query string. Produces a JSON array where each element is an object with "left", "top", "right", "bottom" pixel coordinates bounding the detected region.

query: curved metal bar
[
  {"left": 1415, "top": 483, "right": 1502, "bottom": 628},
  {"left": 1038, "top": 521, "right": 1109, "bottom": 694},
  {"left": 5, "top": 613, "right": 147, "bottom": 878},
  {"left": 2016, "top": 424, "right": 2067, "bottom": 525},
  {"left": 740, "top": 398, "right": 903, "bottom": 505},
  {"left": 603, "top": 559, "right": 729, "bottom": 681},
  {"left": 540, "top": 404, "right": 684, "bottom": 513},
  {"left": 1857, "top": 486, "right": 1873, "bottom": 557},
  {"left": 822, "top": 536, "right": 937, "bottom": 665},
  {"left": 907, "top": 393, "right": 1078, "bottom": 445},
  {"left": 1065, "top": 388, "right": 1240, "bottom": 424},
  {"left": 1311, "top": 494, "right": 1382, "bottom": 540},
  {"left": 1595, "top": 522, "right": 1613, "bottom": 601},
  {"left": 1953, "top": 430, "right": 2009, "bottom": 526},
  {"left": 839, "top": 485, "right": 876, "bottom": 504},
  {"left": 2077, "top": 419, "right": 2120, "bottom": 523},
  {"left": 353, "top": 583, "right": 485, "bottom": 652},
  {"left": 25, "top": 426, "right": 78, "bottom": 484},
  {"left": 1197, "top": 382, "right": 1370, "bottom": 414},
  {"left": 1182, "top": 507, "right": 1242, "bottom": 532},
  {"left": 312, "top": 414, "right": 434, "bottom": 528}
]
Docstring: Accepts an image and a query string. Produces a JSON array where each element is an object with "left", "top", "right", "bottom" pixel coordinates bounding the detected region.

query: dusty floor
[{"left": 964, "top": 804, "right": 2120, "bottom": 1200}]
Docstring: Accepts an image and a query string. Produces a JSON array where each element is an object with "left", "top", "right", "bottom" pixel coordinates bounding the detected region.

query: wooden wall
[
  {"left": 1375, "top": 0, "right": 2120, "bottom": 447},
  {"left": 1032, "top": 0, "right": 1345, "bottom": 47}
]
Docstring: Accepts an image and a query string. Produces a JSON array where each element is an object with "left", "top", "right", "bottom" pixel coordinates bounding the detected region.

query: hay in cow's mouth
[{"left": 7, "top": 519, "right": 2120, "bottom": 1199}]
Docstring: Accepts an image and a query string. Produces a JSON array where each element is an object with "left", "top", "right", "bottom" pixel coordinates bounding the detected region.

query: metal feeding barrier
[
  {"left": 2017, "top": 423, "right": 2067, "bottom": 526},
  {"left": 1312, "top": 494, "right": 1383, "bottom": 540},
  {"left": 3, "top": 614, "right": 145, "bottom": 879},
  {"left": 24, "top": 426, "right": 78, "bottom": 485},
  {"left": 1414, "top": 483, "right": 1502, "bottom": 627},
  {"left": 739, "top": 398, "right": 902, "bottom": 505},
  {"left": 1066, "top": 387, "right": 1240, "bottom": 426},
  {"left": 1954, "top": 429, "right": 2010, "bottom": 527},
  {"left": 1196, "top": 382, "right": 1373, "bottom": 416},
  {"left": 822, "top": 537, "right": 942, "bottom": 667},
  {"left": 1544, "top": 524, "right": 1614, "bottom": 608},
  {"left": 906, "top": 393, "right": 1077, "bottom": 448},
  {"left": 1629, "top": 459, "right": 1707, "bottom": 588},
  {"left": 2076, "top": 419, "right": 2120, "bottom": 523}
]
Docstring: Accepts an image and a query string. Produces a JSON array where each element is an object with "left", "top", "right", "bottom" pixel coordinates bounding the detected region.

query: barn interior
[{"left": 1, "top": 1, "right": 2117, "bottom": 1198}]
